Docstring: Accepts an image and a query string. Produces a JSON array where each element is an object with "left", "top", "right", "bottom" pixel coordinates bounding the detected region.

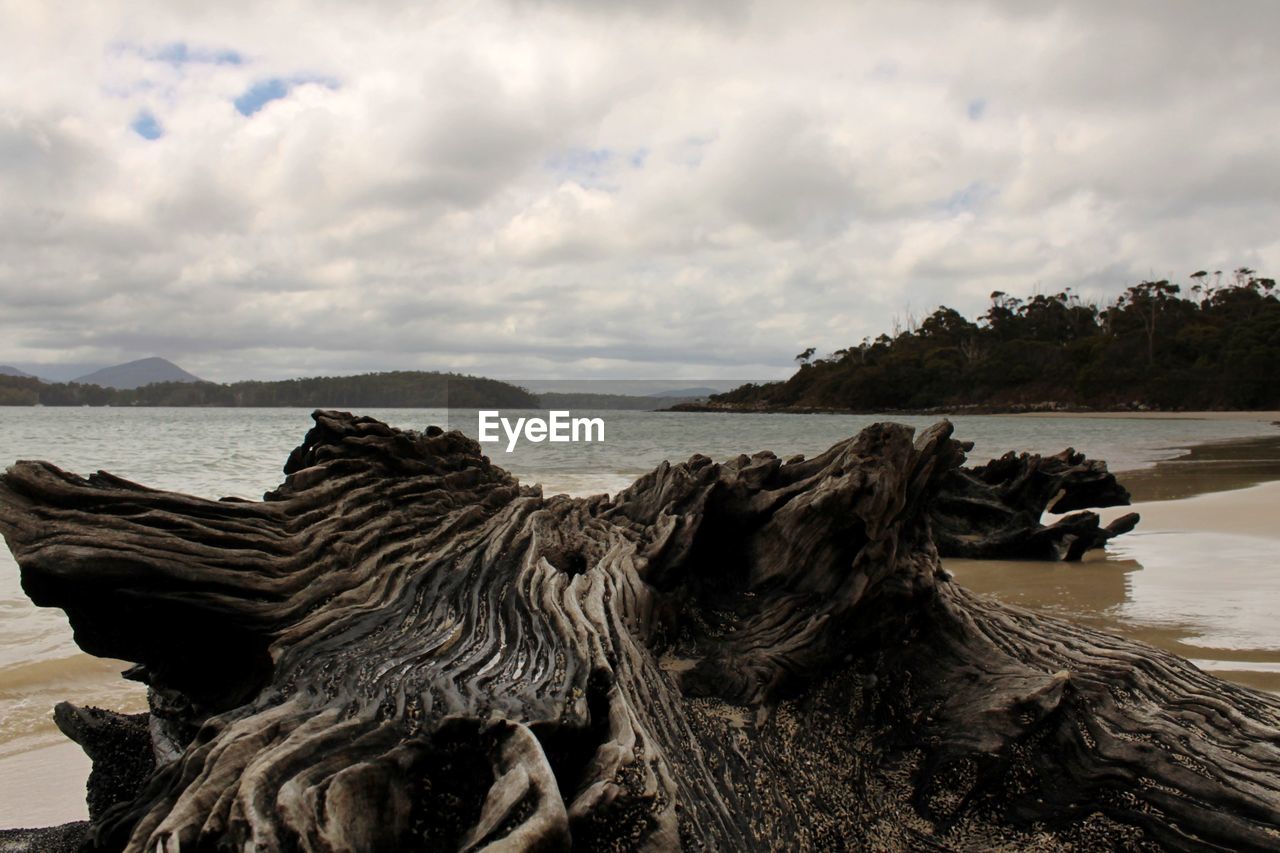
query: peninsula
[{"left": 690, "top": 273, "right": 1279, "bottom": 413}]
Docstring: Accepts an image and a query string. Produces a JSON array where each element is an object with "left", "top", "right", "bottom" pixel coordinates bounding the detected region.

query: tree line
[
  {"left": 712, "top": 269, "right": 1280, "bottom": 411},
  {"left": 0, "top": 371, "right": 539, "bottom": 409}
]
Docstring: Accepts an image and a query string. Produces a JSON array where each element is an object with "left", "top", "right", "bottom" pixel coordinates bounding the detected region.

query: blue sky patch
[
  {"left": 131, "top": 110, "right": 163, "bottom": 140},
  {"left": 546, "top": 147, "right": 618, "bottom": 186},
  {"left": 234, "top": 79, "right": 290, "bottom": 116},
  {"left": 676, "top": 135, "right": 714, "bottom": 168},
  {"left": 129, "top": 41, "right": 243, "bottom": 66},
  {"left": 939, "top": 181, "right": 997, "bottom": 215},
  {"left": 234, "top": 75, "right": 339, "bottom": 116},
  {"left": 967, "top": 98, "right": 987, "bottom": 121}
]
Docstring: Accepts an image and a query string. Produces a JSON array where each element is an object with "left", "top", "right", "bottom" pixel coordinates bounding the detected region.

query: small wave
[{"left": 0, "top": 654, "right": 131, "bottom": 691}]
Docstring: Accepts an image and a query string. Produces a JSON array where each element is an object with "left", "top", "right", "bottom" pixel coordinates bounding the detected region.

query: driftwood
[
  {"left": 932, "top": 447, "right": 1140, "bottom": 560},
  {"left": 0, "top": 411, "right": 1277, "bottom": 852}
]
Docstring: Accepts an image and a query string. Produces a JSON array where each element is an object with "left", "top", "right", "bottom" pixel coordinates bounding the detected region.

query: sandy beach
[
  {"left": 948, "top": 428, "right": 1280, "bottom": 694},
  {"left": 1019, "top": 410, "right": 1280, "bottom": 421},
  {"left": 0, "top": 743, "right": 91, "bottom": 830},
  {"left": 2, "top": 418, "right": 1278, "bottom": 830}
]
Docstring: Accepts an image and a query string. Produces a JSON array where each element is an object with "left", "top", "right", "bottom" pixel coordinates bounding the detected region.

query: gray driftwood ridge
[{"left": 0, "top": 411, "right": 1277, "bottom": 851}]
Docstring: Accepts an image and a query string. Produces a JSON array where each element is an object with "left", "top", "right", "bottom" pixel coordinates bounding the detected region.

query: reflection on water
[
  {"left": 1120, "top": 435, "right": 1280, "bottom": 502},
  {"left": 952, "top": 433, "right": 1280, "bottom": 695},
  {"left": 945, "top": 553, "right": 1141, "bottom": 620},
  {"left": 949, "top": 484, "right": 1280, "bottom": 695},
  {"left": 1114, "top": 530, "right": 1280, "bottom": 654}
]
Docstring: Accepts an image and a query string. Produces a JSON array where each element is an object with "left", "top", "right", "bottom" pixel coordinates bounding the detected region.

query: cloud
[{"left": 1, "top": 0, "right": 1278, "bottom": 381}]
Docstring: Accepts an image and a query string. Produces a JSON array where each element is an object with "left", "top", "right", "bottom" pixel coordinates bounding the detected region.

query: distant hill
[
  {"left": 537, "top": 392, "right": 691, "bottom": 410},
  {"left": 0, "top": 365, "right": 34, "bottom": 379},
  {"left": 0, "top": 370, "right": 539, "bottom": 409},
  {"left": 515, "top": 379, "right": 751, "bottom": 396},
  {"left": 218, "top": 371, "right": 537, "bottom": 408},
  {"left": 645, "top": 386, "right": 718, "bottom": 399},
  {"left": 74, "top": 357, "right": 203, "bottom": 390}
]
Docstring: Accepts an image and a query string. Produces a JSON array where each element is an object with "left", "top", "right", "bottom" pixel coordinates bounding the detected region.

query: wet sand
[
  {"left": 1019, "top": 410, "right": 1280, "bottom": 422},
  {"left": 2, "top": 424, "right": 1278, "bottom": 829},
  {"left": 0, "top": 743, "right": 91, "bottom": 830},
  {"left": 949, "top": 431, "right": 1280, "bottom": 694},
  {"left": 1112, "top": 432, "right": 1280, "bottom": 501}
]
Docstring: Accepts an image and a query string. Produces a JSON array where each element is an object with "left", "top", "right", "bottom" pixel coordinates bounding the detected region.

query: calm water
[{"left": 2, "top": 406, "right": 1279, "bottom": 761}]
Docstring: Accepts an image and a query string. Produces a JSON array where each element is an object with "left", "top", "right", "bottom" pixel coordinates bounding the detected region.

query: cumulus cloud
[{"left": 1, "top": 0, "right": 1278, "bottom": 380}]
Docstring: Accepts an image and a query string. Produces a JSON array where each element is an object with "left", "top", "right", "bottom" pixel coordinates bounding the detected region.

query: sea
[{"left": 2, "top": 406, "right": 1279, "bottom": 764}]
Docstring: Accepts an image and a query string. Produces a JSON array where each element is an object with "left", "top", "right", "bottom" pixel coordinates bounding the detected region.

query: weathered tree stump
[
  {"left": 0, "top": 411, "right": 1277, "bottom": 851},
  {"left": 932, "top": 446, "right": 1140, "bottom": 560}
]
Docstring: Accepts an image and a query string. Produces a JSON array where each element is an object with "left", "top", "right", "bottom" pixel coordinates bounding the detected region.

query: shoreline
[
  {"left": 3, "top": 425, "right": 1280, "bottom": 829},
  {"left": 668, "top": 402, "right": 1280, "bottom": 420},
  {"left": 1112, "top": 432, "right": 1280, "bottom": 499},
  {"left": 949, "top": 431, "right": 1280, "bottom": 696}
]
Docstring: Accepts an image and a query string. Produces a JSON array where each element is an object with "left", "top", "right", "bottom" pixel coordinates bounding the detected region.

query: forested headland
[
  {"left": 704, "top": 269, "right": 1280, "bottom": 412},
  {"left": 0, "top": 371, "right": 538, "bottom": 409}
]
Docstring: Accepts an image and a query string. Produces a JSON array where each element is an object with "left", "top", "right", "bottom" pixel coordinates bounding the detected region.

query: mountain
[
  {"left": 645, "top": 386, "right": 720, "bottom": 398},
  {"left": 0, "top": 363, "right": 102, "bottom": 382},
  {"left": 73, "top": 357, "right": 203, "bottom": 390},
  {"left": 0, "top": 365, "right": 34, "bottom": 379}
]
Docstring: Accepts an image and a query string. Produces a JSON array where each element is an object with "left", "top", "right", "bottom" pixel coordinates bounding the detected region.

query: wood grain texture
[{"left": 0, "top": 411, "right": 1276, "bottom": 852}]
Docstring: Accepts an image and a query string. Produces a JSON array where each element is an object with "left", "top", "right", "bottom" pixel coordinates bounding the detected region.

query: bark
[{"left": 0, "top": 411, "right": 1276, "bottom": 852}]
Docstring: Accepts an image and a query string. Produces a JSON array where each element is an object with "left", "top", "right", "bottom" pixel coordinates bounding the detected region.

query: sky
[{"left": 1, "top": 0, "right": 1278, "bottom": 382}]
